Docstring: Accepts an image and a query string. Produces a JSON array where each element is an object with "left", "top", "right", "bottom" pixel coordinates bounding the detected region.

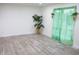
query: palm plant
[
  {"left": 72, "top": 12, "right": 78, "bottom": 20},
  {"left": 32, "top": 14, "right": 44, "bottom": 34}
]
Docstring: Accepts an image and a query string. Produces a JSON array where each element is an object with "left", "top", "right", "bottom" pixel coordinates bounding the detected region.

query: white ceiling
[
  {"left": 0, "top": 3, "right": 57, "bottom": 7},
  {"left": 20, "top": 3, "right": 77, "bottom": 6},
  {"left": 0, "top": 3, "right": 76, "bottom": 7},
  {"left": 22, "top": 3, "right": 55, "bottom": 6}
]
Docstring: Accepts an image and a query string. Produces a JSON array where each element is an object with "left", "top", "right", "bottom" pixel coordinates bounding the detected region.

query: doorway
[{"left": 52, "top": 6, "right": 76, "bottom": 46}]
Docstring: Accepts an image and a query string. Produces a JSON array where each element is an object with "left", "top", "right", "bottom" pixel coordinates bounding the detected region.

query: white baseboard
[{"left": 0, "top": 32, "right": 35, "bottom": 38}]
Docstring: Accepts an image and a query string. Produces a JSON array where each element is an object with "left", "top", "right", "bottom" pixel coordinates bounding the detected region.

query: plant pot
[
  {"left": 73, "top": 15, "right": 77, "bottom": 21},
  {"left": 35, "top": 28, "right": 43, "bottom": 34}
]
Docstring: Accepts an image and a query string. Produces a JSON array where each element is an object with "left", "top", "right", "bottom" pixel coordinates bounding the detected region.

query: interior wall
[
  {"left": 41, "top": 3, "right": 79, "bottom": 48},
  {"left": 0, "top": 4, "right": 42, "bottom": 37},
  {"left": 73, "top": 4, "right": 79, "bottom": 49}
]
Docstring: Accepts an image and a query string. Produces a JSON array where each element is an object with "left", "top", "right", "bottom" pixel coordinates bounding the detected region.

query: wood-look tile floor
[{"left": 0, "top": 34, "right": 79, "bottom": 55}]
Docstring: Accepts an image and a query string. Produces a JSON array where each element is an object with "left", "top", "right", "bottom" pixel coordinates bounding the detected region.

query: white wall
[
  {"left": 42, "top": 3, "right": 79, "bottom": 48},
  {"left": 73, "top": 4, "right": 79, "bottom": 49},
  {"left": 73, "top": 15, "right": 79, "bottom": 49},
  {"left": 0, "top": 4, "right": 41, "bottom": 37}
]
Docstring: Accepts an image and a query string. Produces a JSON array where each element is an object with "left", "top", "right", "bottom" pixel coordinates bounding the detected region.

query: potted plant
[
  {"left": 72, "top": 12, "right": 78, "bottom": 20},
  {"left": 51, "top": 13, "right": 54, "bottom": 18},
  {"left": 32, "top": 14, "right": 44, "bottom": 34}
]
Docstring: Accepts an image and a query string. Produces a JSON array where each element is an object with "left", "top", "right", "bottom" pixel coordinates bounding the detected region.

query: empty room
[{"left": 0, "top": 3, "right": 79, "bottom": 55}]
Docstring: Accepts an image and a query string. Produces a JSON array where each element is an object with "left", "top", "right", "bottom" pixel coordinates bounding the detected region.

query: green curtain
[{"left": 52, "top": 6, "right": 76, "bottom": 46}]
